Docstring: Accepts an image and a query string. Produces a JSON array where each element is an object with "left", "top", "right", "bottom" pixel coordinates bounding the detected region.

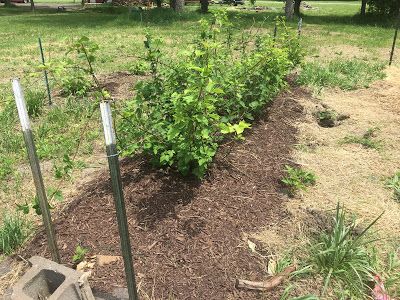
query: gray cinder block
[{"left": 10, "top": 256, "right": 94, "bottom": 300}]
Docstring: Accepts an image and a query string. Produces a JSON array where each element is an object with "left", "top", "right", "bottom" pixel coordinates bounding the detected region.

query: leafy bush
[
  {"left": 297, "top": 59, "right": 386, "bottom": 91},
  {"left": 281, "top": 165, "right": 316, "bottom": 196},
  {"left": 0, "top": 212, "right": 30, "bottom": 255},
  {"left": 46, "top": 36, "right": 99, "bottom": 96},
  {"left": 309, "top": 204, "right": 381, "bottom": 298},
  {"left": 118, "top": 13, "right": 302, "bottom": 178}
]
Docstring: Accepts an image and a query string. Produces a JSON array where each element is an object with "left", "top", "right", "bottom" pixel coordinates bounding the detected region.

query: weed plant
[
  {"left": 72, "top": 245, "right": 88, "bottom": 263},
  {"left": 386, "top": 171, "right": 400, "bottom": 201},
  {"left": 25, "top": 89, "right": 45, "bottom": 118},
  {"left": 0, "top": 212, "right": 30, "bottom": 255},
  {"left": 309, "top": 204, "right": 382, "bottom": 298},
  {"left": 341, "top": 127, "right": 382, "bottom": 149},
  {"left": 281, "top": 165, "right": 316, "bottom": 196}
]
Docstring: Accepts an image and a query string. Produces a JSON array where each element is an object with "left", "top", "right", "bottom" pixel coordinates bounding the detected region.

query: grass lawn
[{"left": 0, "top": 1, "right": 396, "bottom": 85}]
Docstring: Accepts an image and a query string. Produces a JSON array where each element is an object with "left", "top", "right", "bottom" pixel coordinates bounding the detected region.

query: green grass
[
  {"left": 341, "top": 127, "right": 382, "bottom": 149},
  {"left": 0, "top": 212, "right": 31, "bottom": 255},
  {"left": 297, "top": 59, "right": 386, "bottom": 92},
  {"left": 386, "top": 171, "right": 400, "bottom": 201},
  {"left": 0, "top": 1, "right": 397, "bottom": 85}
]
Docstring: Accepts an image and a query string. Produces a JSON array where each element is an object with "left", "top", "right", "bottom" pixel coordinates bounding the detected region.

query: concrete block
[{"left": 10, "top": 256, "right": 95, "bottom": 300}]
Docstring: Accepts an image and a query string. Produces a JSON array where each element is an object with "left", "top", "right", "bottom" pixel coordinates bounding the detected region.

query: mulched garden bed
[{"left": 22, "top": 83, "right": 307, "bottom": 299}]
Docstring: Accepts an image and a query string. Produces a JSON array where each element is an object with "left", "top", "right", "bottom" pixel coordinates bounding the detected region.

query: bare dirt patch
[
  {"left": 99, "top": 72, "right": 146, "bottom": 100},
  {"left": 17, "top": 84, "right": 306, "bottom": 299}
]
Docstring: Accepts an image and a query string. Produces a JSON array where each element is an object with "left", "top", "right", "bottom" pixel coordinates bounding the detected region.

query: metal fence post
[
  {"left": 100, "top": 101, "right": 139, "bottom": 300},
  {"left": 298, "top": 17, "right": 303, "bottom": 37},
  {"left": 38, "top": 37, "right": 52, "bottom": 105},
  {"left": 389, "top": 9, "right": 400, "bottom": 66},
  {"left": 12, "top": 78, "right": 60, "bottom": 263}
]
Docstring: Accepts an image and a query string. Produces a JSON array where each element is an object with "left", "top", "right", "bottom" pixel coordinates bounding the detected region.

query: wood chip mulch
[{"left": 22, "top": 84, "right": 307, "bottom": 299}]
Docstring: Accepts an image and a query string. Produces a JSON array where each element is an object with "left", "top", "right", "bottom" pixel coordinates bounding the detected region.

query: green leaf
[{"left": 16, "top": 203, "right": 30, "bottom": 215}]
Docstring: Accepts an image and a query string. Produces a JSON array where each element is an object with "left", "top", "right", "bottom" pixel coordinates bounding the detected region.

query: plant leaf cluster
[{"left": 118, "top": 14, "right": 302, "bottom": 178}]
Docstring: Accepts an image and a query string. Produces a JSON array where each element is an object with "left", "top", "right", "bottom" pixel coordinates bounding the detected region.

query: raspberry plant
[{"left": 118, "top": 13, "right": 303, "bottom": 178}]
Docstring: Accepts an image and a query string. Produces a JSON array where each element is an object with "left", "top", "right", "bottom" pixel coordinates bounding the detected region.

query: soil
[{"left": 20, "top": 84, "right": 307, "bottom": 299}]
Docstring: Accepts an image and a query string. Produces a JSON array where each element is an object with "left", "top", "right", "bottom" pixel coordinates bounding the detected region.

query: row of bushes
[{"left": 118, "top": 14, "right": 303, "bottom": 177}]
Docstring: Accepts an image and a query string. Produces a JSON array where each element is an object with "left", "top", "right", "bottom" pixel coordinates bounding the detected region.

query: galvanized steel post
[
  {"left": 100, "top": 101, "right": 139, "bottom": 300},
  {"left": 298, "top": 17, "right": 303, "bottom": 37},
  {"left": 12, "top": 79, "right": 60, "bottom": 263}
]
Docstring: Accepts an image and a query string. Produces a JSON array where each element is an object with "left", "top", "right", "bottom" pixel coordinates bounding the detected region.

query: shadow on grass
[{"left": 0, "top": 4, "right": 396, "bottom": 30}]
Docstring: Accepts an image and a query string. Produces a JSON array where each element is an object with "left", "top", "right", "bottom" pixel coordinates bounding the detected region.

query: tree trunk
[
  {"left": 360, "top": 0, "right": 367, "bottom": 16},
  {"left": 30, "top": 0, "right": 35, "bottom": 11},
  {"left": 81, "top": 0, "right": 85, "bottom": 7},
  {"left": 294, "top": 0, "right": 301, "bottom": 16},
  {"left": 155, "top": 0, "right": 162, "bottom": 7},
  {"left": 285, "top": 0, "right": 294, "bottom": 20},
  {"left": 200, "top": 0, "right": 208, "bottom": 13},
  {"left": 174, "top": 0, "right": 183, "bottom": 11}
]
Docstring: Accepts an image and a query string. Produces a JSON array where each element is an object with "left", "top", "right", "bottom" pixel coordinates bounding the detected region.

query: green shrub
[
  {"left": 297, "top": 59, "right": 386, "bottom": 91},
  {"left": 309, "top": 204, "right": 381, "bottom": 298},
  {"left": 48, "top": 37, "right": 99, "bottom": 96},
  {"left": 281, "top": 165, "right": 316, "bottom": 196},
  {"left": 118, "top": 14, "right": 302, "bottom": 178},
  {"left": 0, "top": 212, "right": 30, "bottom": 255}
]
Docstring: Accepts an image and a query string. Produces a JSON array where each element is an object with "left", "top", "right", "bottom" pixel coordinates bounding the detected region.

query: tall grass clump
[
  {"left": 0, "top": 212, "right": 31, "bottom": 255},
  {"left": 386, "top": 171, "right": 400, "bottom": 201},
  {"left": 297, "top": 59, "right": 386, "bottom": 92},
  {"left": 118, "top": 14, "right": 303, "bottom": 178},
  {"left": 309, "top": 204, "right": 382, "bottom": 298}
]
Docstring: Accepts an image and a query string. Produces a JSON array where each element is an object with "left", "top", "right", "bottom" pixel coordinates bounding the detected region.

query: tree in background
[
  {"left": 361, "top": 0, "right": 367, "bottom": 16},
  {"left": 173, "top": 0, "right": 183, "bottom": 11},
  {"left": 4, "top": 0, "right": 12, "bottom": 6},
  {"left": 367, "top": 0, "right": 399, "bottom": 16},
  {"left": 155, "top": 0, "right": 162, "bottom": 7},
  {"left": 294, "top": 0, "right": 301, "bottom": 17},
  {"left": 200, "top": 0, "right": 208, "bottom": 13},
  {"left": 285, "top": 0, "right": 294, "bottom": 20}
]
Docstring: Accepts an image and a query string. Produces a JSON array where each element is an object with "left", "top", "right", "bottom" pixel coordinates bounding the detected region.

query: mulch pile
[{"left": 22, "top": 84, "right": 306, "bottom": 299}]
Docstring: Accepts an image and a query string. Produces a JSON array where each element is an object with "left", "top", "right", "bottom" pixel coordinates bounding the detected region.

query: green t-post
[
  {"left": 38, "top": 37, "right": 52, "bottom": 106},
  {"left": 12, "top": 79, "right": 60, "bottom": 263},
  {"left": 390, "top": 10, "right": 400, "bottom": 66},
  {"left": 100, "top": 101, "right": 139, "bottom": 300}
]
